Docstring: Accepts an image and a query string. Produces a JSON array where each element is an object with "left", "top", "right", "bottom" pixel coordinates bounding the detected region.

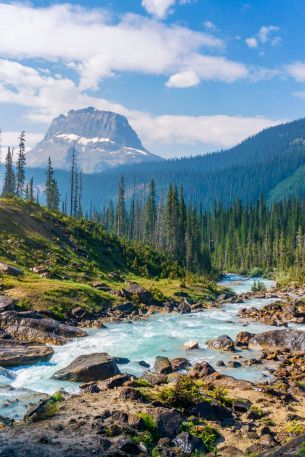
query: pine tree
[
  {"left": 45, "top": 157, "right": 60, "bottom": 210},
  {"left": 29, "top": 177, "right": 34, "bottom": 202},
  {"left": 70, "top": 144, "right": 78, "bottom": 217},
  {"left": 116, "top": 176, "right": 126, "bottom": 237},
  {"left": 16, "top": 131, "right": 26, "bottom": 198},
  {"left": 2, "top": 147, "right": 16, "bottom": 197}
]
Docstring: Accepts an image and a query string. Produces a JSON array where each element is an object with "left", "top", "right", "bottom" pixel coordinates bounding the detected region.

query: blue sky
[{"left": 0, "top": 0, "right": 305, "bottom": 161}]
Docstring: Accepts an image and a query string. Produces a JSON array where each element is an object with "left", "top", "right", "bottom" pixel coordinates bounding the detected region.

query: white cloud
[
  {"left": 166, "top": 70, "right": 200, "bottom": 88},
  {"left": 0, "top": 3, "right": 239, "bottom": 91},
  {"left": 286, "top": 61, "right": 305, "bottom": 82},
  {"left": 141, "top": 0, "right": 176, "bottom": 19},
  {"left": 203, "top": 21, "right": 217, "bottom": 32},
  {"left": 245, "top": 37, "right": 258, "bottom": 48},
  {"left": 246, "top": 25, "right": 281, "bottom": 49},
  {"left": 0, "top": 59, "right": 280, "bottom": 161}
]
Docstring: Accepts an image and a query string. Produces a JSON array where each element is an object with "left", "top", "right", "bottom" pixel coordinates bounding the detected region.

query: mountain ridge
[{"left": 28, "top": 107, "right": 162, "bottom": 173}]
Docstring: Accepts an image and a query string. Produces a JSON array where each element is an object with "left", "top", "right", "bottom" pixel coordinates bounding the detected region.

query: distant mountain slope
[
  {"left": 269, "top": 163, "right": 305, "bottom": 203},
  {"left": 2, "top": 117, "right": 305, "bottom": 210},
  {"left": 28, "top": 107, "right": 162, "bottom": 172}
]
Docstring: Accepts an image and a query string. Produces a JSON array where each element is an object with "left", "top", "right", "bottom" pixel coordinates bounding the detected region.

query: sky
[{"left": 0, "top": 0, "right": 305, "bottom": 160}]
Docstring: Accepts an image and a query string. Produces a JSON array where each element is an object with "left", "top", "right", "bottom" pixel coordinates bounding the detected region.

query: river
[{"left": 0, "top": 274, "right": 281, "bottom": 419}]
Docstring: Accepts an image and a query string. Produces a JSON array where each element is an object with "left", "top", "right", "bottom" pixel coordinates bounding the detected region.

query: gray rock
[
  {"left": 154, "top": 356, "right": 173, "bottom": 374},
  {"left": 0, "top": 262, "right": 23, "bottom": 277},
  {"left": 30, "top": 108, "right": 162, "bottom": 173},
  {"left": 0, "top": 339, "right": 54, "bottom": 367},
  {"left": 142, "top": 370, "right": 168, "bottom": 385},
  {"left": 249, "top": 329, "right": 305, "bottom": 352},
  {"left": 191, "top": 361, "right": 216, "bottom": 378},
  {"left": 173, "top": 432, "right": 206, "bottom": 455},
  {"left": 155, "top": 408, "right": 183, "bottom": 438},
  {"left": 52, "top": 353, "right": 120, "bottom": 382},
  {"left": 0, "top": 311, "right": 87, "bottom": 345},
  {"left": 207, "top": 334, "right": 235, "bottom": 351}
]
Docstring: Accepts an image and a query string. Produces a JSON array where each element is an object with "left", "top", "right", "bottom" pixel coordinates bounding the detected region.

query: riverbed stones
[
  {"left": 0, "top": 311, "right": 87, "bottom": 345},
  {"left": 207, "top": 334, "right": 235, "bottom": 351},
  {"left": 184, "top": 340, "right": 199, "bottom": 350},
  {"left": 0, "top": 339, "right": 54, "bottom": 367},
  {"left": 52, "top": 353, "right": 120, "bottom": 382},
  {"left": 249, "top": 329, "right": 305, "bottom": 352},
  {"left": 154, "top": 356, "right": 173, "bottom": 374}
]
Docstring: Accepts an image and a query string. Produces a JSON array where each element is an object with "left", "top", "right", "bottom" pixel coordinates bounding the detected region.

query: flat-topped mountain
[{"left": 28, "top": 108, "right": 161, "bottom": 172}]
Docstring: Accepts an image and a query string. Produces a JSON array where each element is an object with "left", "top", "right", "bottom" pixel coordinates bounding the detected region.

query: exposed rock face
[
  {"left": 249, "top": 329, "right": 305, "bottom": 352},
  {"left": 170, "top": 357, "right": 190, "bottom": 372},
  {"left": 207, "top": 335, "right": 235, "bottom": 351},
  {"left": 173, "top": 432, "right": 206, "bottom": 454},
  {"left": 0, "top": 311, "right": 87, "bottom": 345},
  {"left": 29, "top": 108, "right": 161, "bottom": 173},
  {"left": 52, "top": 353, "right": 120, "bottom": 382},
  {"left": 142, "top": 370, "right": 168, "bottom": 385},
  {"left": 238, "top": 300, "right": 305, "bottom": 326},
  {"left": 0, "top": 262, "right": 23, "bottom": 277},
  {"left": 154, "top": 408, "right": 183, "bottom": 438},
  {"left": 0, "top": 339, "right": 54, "bottom": 367}
]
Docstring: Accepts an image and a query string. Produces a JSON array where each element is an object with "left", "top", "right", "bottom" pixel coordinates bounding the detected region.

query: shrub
[
  {"left": 286, "top": 421, "right": 305, "bottom": 437},
  {"left": 205, "top": 386, "right": 233, "bottom": 408},
  {"left": 157, "top": 375, "right": 202, "bottom": 408},
  {"left": 182, "top": 419, "right": 219, "bottom": 451}
]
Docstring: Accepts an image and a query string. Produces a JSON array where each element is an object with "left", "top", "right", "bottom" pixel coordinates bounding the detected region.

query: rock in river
[
  {"left": 52, "top": 353, "right": 120, "bottom": 382},
  {"left": 249, "top": 329, "right": 305, "bottom": 352},
  {"left": 0, "top": 339, "right": 54, "bottom": 367},
  {"left": 207, "top": 334, "right": 235, "bottom": 351}
]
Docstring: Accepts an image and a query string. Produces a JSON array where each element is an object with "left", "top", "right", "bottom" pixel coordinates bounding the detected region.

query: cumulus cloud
[
  {"left": 0, "top": 3, "right": 239, "bottom": 90},
  {"left": 286, "top": 61, "right": 305, "bottom": 82},
  {"left": 141, "top": 0, "right": 176, "bottom": 18},
  {"left": 166, "top": 70, "right": 199, "bottom": 88},
  {"left": 246, "top": 25, "right": 281, "bottom": 49}
]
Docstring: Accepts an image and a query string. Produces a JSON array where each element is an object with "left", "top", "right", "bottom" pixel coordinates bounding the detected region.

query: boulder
[
  {"left": 0, "top": 339, "right": 54, "bottom": 367},
  {"left": 249, "top": 329, "right": 305, "bottom": 352},
  {"left": 154, "top": 408, "right": 183, "bottom": 438},
  {"left": 184, "top": 341, "right": 199, "bottom": 350},
  {"left": 52, "top": 353, "right": 120, "bottom": 382},
  {"left": 121, "top": 283, "right": 153, "bottom": 305},
  {"left": 173, "top": 432, "right": 206, "bottom": 455},
  {"left": 178, "top": 301, "right": 191, "bottom": 314},
  {"left": 113, "top": 302, "right": 136, "bottom": 314},
  {"left": 0, "top": 296, "right": 15, "bottom": 312},
  {"left": 154, "top": 356, "right": 173, "bottom": 374},
  {"left": 235, "top": 331, "right": 254, "bottom": 347},
  {"left": 191, "top": 360, "right": 215, "bottom": 378},
  {"left": 207, "top": 334, "right": 235, "bottom": 351},
  {"left": 0, "top": 261, "right": 23, "bottom": 277},
  {"left": 138, "top": 360, "right": 150, "bottom": 368},
  {"left": 170, "top": 357, "right": 190, "bottom": 372},
  {"left": 142, "top": 370, "right": 168, "bottom": 385},
  {"left": 227, "top": 360, "right": 241, "bottom": 368},
  {"left": 0, "top": 311, "right": 87, "bottom": 345}
]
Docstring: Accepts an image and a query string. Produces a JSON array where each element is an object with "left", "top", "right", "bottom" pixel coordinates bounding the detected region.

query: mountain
[{"left": 28, "top": 107, "right": 162, "bottom": 173}]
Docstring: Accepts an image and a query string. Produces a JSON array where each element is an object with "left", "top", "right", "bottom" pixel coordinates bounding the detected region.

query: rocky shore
[{"left": 0, "top": 278, "right": 305, "bottom": 455}]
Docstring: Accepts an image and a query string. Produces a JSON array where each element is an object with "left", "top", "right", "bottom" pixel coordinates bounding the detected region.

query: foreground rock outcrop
[{"left": 0, "top": 311, "right": 87, "bottom": 345}]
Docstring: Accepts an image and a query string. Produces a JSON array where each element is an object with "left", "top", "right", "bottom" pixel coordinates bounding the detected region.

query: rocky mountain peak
[{"left": 28, "top": 108, "right": 161, "bottom": 173}]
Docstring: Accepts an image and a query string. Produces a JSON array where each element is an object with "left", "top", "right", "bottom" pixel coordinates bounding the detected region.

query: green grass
[{"left": 0, "top": 198, "right": 219, "bottom": 316}]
